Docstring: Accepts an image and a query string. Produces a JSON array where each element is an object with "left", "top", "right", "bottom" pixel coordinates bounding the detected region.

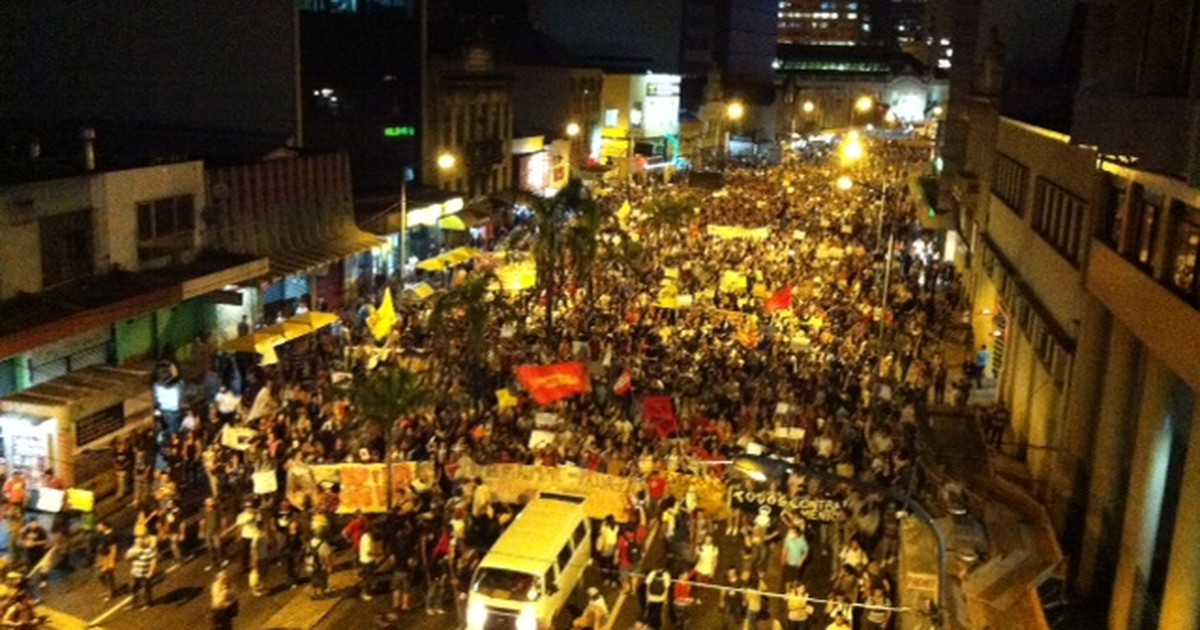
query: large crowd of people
[{"left": 2, "top": 138, "right": 976, "bottom": 630}]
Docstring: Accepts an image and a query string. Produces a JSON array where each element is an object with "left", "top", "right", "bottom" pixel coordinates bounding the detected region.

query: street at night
[{"left": 0, "top": 1, "right": 1196, "bottom": 630}]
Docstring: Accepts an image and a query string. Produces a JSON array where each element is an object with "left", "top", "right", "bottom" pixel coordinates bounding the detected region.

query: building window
[
  {"left": 1033, "top": 178, "right": 1086, "bottom": 265},
  {"left": 604, "top": 109, "right": 619, "bottom": 127},
  {"left": 1169, "top": 213, "right": 1200, "bottom": 301},
  {"left": 1106, "top": 183, "right": 1128, "bottom": 248},
  {"left": 136, "top": 195, "right": 196, "bottom": 244},
  {"left": 993, "top": 153, "right": 1028, "bottom": 215},
  {"left": 40, "top": 209, "right": 93, "bottom": 287},
  {"left": 1133, "top": 188, "right": 1163, "bottom": 268}
]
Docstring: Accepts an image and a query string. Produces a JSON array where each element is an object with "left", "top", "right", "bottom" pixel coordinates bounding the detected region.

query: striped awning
[{"left": 264, "top": 230, "right": 386, "bottom": 282}]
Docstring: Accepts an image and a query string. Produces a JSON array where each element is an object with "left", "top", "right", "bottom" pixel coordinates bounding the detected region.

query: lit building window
[
  {"left": 604, "top": 109, "right": 619, "bottom": 127},
  {"left": 938, "top": 59, "right": 952, "bottom": 69},
  {"left": 940, "top": 37, "right": 951, "bottom": 45}
]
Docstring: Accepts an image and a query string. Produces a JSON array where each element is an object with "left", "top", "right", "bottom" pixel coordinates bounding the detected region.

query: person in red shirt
[
  {"left": 342, "top": 511, "right": 367, "bottom": 565},
  {"left": 615, "top": 528, "right": 641, "bottom": 594},
  {"left": 646, "top": 470, "right": 668, "bottom": 520}
]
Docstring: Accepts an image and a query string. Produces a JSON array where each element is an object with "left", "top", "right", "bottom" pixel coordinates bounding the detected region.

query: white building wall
[{"left": 97, "top": 161, "right": 206, "bottom": 272}]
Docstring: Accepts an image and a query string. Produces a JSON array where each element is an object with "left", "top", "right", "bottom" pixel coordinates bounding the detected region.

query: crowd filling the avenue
[{"left": 0, "top": 139, "right": 991, "bottom": 630}]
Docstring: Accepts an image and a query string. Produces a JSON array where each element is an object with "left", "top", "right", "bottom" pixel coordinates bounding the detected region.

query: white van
[{"left": 466, "top": 492, "right": 592, "bottom": 630}]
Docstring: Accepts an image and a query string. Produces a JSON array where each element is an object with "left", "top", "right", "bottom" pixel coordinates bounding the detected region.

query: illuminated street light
[
  {"left": 841, "top": 135, "right": 864, "bottom": 163},
  {"left": 437, "top": 152, "right": 457, "bottom": 170},
  {"left": 802, "top": 100, "right": 815, "bottom": 114},
  {"left": 836, "top": 175, "right": 854, "bottom": 191},
  {"left": 727, "top": 101, "right": 745, "bottom": 121},
  {"left": 855, "top": 95, "right": 874, "bottom": 112},
  {"left": 931, "top": 105, "right": 945, "bottom": 117},
  {"left": 566, "top": 122, "right": 581, "bottom": 137},
  {"left": 885, "top": 110, "right": 898, "bottom": 124}
]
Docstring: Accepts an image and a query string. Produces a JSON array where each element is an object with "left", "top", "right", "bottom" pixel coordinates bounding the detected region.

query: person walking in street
[
  {"left": 211, "top": 569, "right": 239, "bottom": 630},
  {"left": 785, "top": 582, "right": 815, "bottom": 630},
  {"left": 113, "top": 439, "right": 132, "bottom": 500},
  {"left": 642, "top": 568, "right": 670, "bottom": 630},
  {"left": 719, "top": 568, "right": 745, "bottom": 630},
  {"left": 304, "top": 531, "right": 332, "bottom": 600},
  {"left": 201, "top": 497, "right": 226, "bottom": 571},
  {"left": 781, "top": 525, "right": 809, "bottom": 584},
  {"left": 126, "top": 535, "right": 158, "bottom": 610},
  {"left": 573, "top": 587, "right": 609, "bottom": 630},
  {"left": 595, "top": 515, "right": 620, "bottom": 586},
  {"left": 95, "top": 521, "right": 119, "bottom": 600}
]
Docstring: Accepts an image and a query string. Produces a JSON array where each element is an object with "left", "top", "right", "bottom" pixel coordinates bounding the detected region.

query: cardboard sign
[
  {"left": 773, "top": 427, "right": 806, "bottom": 441},
  {"left": 221, "top": 427, "right": 256, "bottom": 451},
  {"left": 253, "top": 470, "right": 278, "bottom": 495},
  {"left": 34, "top": 488, "right": 64, "bottom": 513},
  {"left": 528, "top": 429, "right": 557, "bottom": 449},
  {"left": 66, "top": 488, "right": 95, "bottom": 513},
  {"left": 534, "top": 413, "right": 560, "bottom": 428}
]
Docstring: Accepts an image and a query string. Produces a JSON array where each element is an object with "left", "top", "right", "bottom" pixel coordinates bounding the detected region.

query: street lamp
[
  {"left": 398, "top": 152, "right": 457, "bottom": 282},
  {"left": 566, "top": 122, "right": 581, "bottom": 138},
  {"left": 802, "top": 100, "right": 815, "bottom": 114},
  {"left": 724, "top": 101, "right": 745, "bottom": 168},
  {"left": 835, "top": 176, "right": 893, "bottom": 342},
  {"left": 841, "top": 132, "right": 865, "bottom": 164},
  {"left": 855, "top": 95, "right": 874, "bottom": 113}
]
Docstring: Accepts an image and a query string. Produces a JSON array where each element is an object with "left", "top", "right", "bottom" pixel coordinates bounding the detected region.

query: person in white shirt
[{"left": 215, "top": 386, "right": 241, "bottom": 426}]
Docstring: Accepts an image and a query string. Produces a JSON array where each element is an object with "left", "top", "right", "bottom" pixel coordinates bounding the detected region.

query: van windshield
[{"left": 474, "top": 569, "right": 538, "bottom": 601}]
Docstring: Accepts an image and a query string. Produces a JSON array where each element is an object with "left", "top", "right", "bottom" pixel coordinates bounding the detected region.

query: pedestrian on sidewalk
[
  {"left": 211, "top": 568, "right": 239, "bottom": 630},
  {"left": 126, "top": 535, "right": 158, "bottom": 610},
  {"left": 573, "top": 587, "right": 609, "bottom": 630},
  {"left": 95, "top": 521, "right": 119, "bottom": 600}
]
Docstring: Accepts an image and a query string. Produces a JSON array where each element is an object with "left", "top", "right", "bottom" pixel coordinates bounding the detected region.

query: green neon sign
[{"left": 384, "top": 126, "right": 416, "bottom": 138}]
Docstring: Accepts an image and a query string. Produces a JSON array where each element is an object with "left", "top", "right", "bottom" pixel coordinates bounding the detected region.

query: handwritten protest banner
[
  {"left": 457, "top": 461, "right": 642, "bottom": 522},
  {"left": 729, "top": 488, "right": 842, "bottom": 521},
  {"left": 286, "top": 462, "right": 434, "bottom": 513}
]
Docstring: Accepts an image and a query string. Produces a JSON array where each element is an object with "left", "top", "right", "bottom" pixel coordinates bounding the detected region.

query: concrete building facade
[{"left": 955, "top": 107, "right": 1200, "bottom": 629}]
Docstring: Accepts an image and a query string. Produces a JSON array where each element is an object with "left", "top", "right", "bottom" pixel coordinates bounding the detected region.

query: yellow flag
[
  {"left": 496, "top": 388, "right": 517, "bottom": 410},
  {"left": 369, "top": 288, "right": 398, "bottom": 341},
  {"left": 616, "top": 200, "right": 632, "bottom": 226}
]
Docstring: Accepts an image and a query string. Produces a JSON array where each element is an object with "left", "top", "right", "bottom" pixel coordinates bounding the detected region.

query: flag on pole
[
  {"left": 514, "top": 362, "right": 591, "bottom": 406},
  {"left": 642, "top": 396, "right": 678, "bottom": 439},
  {"left": 368, "top": 288, "right": 398, "bottom": 341},
  {"left": 763, "top": 286, "right": 794, "bottom": 313},
  {"left": 613, "top": 368, "right": 633, "bottom": 395}
]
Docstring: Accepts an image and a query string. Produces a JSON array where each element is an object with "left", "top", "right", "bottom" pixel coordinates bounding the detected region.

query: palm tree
[
  {"left": 428, "top": 272, "right": 513, "bottom": 405},
  {"left": 347, "top": 365, "right": 428, "bottom": 509},
  {"left": 531, "top": 178, "right": 592, "bottom": 344}
]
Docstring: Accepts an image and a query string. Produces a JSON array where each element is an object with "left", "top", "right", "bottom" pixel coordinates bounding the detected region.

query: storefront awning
[
  {"left": 264, "top": 230, "right": 386, "bottom": 283},
  {"left": 0, "top": 252, "right": 267, "bottom": 360},
  {"left": 0, "top": 365, "right": 151, "bottom": 423}
]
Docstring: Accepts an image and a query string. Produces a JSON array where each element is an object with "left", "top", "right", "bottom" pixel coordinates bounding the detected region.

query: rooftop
[
  {"left": 0, "top": 250, "right": 266, "bottom": 360},
  {"left": 775, "top": 44, "right": 933, "bottom": 77}
]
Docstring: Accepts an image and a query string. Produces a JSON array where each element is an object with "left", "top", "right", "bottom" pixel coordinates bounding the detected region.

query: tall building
[
  {"left": 932, "top": 0, "right": 1200, "bottom": 627},
  {"left": 777, "top": 0, "right": 872, "bottom": 46}
]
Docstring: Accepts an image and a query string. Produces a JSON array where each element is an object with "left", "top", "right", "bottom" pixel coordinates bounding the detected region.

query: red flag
[
  {"left": 613, "top": 368, "right": 633, "bottom": 396},
  {"left": 514, "top": 362, "right": 591, "bottom": 406},
  {"left": 642, "top": 396, "right": 678, "bottom": 439},
  {"left": 763, "top": 286, "right": 793, "bottom": 313}
]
